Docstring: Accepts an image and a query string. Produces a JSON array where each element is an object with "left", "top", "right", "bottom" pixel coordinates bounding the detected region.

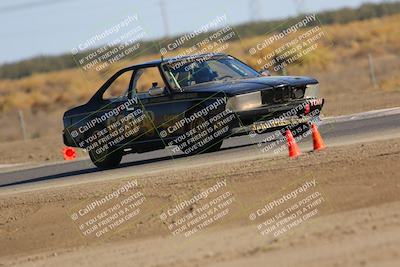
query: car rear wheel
[{"left": 89, "top": 148, "right": 122, "bottom": 169}]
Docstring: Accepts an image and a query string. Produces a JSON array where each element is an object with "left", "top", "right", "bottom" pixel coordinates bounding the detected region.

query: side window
[
  {"left": 133, "top": 67, "right": 165, "bottom": 94},
  {"left": 103, "top": 70, "right": 133, "bottom": 100}
]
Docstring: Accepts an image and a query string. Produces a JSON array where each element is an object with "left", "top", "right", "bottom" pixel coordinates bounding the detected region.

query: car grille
[{"left": 261, "top": 85, "right": 305, "bottom": 104}]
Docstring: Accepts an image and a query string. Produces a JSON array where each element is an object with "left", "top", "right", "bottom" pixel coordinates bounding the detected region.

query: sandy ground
[{"left": 0, "top": 137, "right": 399, "bottom": 266}]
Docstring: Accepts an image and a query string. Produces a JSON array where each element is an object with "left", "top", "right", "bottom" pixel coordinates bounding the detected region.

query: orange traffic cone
[
  {"left": 285, "top": 129, "right": 301, "bottom": 158},
  {"left": 311, "top": 124, "right": 326, "bottom": 151},
  {"left": 63, "top": 147, "right": 77, "bottom": 160}
]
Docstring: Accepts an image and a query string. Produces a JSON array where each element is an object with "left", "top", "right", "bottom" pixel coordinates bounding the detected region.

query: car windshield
[{"left": 162, "top": 56, "right": 260, "bottom": 90}]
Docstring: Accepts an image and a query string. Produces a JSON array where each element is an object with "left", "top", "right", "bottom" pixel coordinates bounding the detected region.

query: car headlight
[
  {"left": 305, "top": 84, "right": 319, "bottom": 98},
  {"left": 226, "top": 91, "right": 262, "bottom": 112}
]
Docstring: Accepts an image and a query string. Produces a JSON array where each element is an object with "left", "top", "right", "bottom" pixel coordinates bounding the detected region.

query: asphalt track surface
[{"left": 0, "top": 108, "right": 399, "bottom": 189}]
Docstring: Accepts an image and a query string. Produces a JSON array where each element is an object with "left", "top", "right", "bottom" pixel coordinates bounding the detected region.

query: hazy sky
[{"left": 0, "top": 0, "right": 386, "bottom": 64}]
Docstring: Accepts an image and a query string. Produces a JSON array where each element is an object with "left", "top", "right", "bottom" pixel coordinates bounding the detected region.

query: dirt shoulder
[{"left": 0, "top": 137, "right": 399, "bottom": 266}]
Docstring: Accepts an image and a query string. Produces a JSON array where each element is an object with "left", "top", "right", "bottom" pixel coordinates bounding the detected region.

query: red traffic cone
[
  {"left": 63, "top": 147, "right": 77, "bottom": 160},
  {"left": 311, "top": 124, "right": 326, "bottom": 151},
  {"left": 285, "top": 129, "right": 301, "bottom": 158}
]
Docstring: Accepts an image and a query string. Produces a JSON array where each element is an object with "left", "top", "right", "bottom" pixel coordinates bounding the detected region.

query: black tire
[{"left": 89, "top": 148, "right": 123, "bottom": 169}]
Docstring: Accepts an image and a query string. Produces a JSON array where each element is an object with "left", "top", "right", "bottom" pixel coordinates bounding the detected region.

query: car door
[
  {"left": 126, "top": 66, "right": 195, "bottom": 145},
  {"left": 92, "top": 69, "right": 139, "bottom": 148}
]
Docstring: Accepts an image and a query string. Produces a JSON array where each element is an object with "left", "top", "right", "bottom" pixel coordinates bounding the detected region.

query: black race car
[{"left": 63, "top": 53, "right": 324, "bottom": 169}]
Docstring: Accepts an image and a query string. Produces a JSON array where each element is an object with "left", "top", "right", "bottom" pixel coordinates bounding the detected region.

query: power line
[{"left": 0, "top": 0, "right": 76, "bottom": 14}]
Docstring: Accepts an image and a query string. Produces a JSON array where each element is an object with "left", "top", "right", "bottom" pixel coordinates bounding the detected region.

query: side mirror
[
  {"left": 259, "top": 69, "right": 271, "bottom": 77},
  {"left": 149, "top": 86, "right": 166, "bottom": 96}
]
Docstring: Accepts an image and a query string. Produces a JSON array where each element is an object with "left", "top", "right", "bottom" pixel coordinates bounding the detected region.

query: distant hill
[{"left": 0, "top": 1, "right": 399, "bottom": 80}]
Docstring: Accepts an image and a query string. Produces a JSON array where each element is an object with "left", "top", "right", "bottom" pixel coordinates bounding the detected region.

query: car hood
[{"left": 185, "top": 76, "right": 318, "bottom": 96}]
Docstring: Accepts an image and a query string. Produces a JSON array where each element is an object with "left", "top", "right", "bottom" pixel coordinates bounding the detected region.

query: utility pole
[
  {"left": 249, "top": 0, "right": 262, "bottom": 22},
  {"left": 159, "top": 0, "right": 170, "bottom": 38},
  {"left": 368, "top": 53, "right": 378, "bottom": 89},
  {"left": 18, "top": 110, "right": 27, "bottom": 141},
  {"left": 293, "top": 0, "right": 306, "bottom": 15}
]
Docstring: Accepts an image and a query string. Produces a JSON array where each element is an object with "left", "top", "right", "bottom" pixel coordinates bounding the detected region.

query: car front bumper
[
  {"left": 231, "top": 115, "right": 318, "bottom": 136},
  {"left": 230, "top": 98, "right": 324, "bottom": 135}
]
